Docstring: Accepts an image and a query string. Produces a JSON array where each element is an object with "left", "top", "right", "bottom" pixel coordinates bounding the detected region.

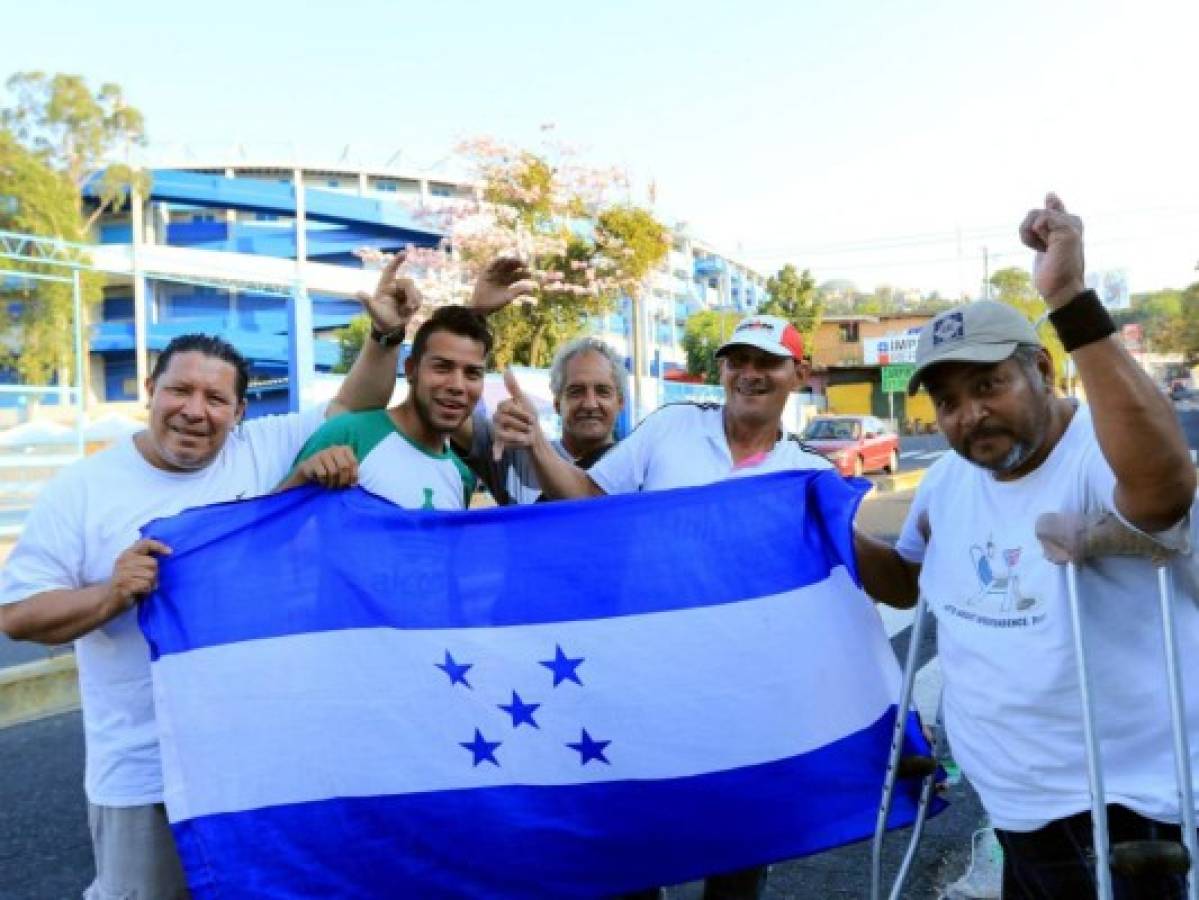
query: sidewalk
[
  {"left": 0, "top": 538, "right": 80, "bottom": 729},
  {"left": 0, "top": 654, "right": 79, "bottom": 728}
]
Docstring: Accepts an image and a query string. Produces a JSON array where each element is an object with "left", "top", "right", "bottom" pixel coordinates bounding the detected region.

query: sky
[{"left": 7, "top": 0, "right": 1199, "bottom": 297}]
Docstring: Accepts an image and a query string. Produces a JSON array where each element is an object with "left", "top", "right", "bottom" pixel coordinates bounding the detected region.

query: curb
[
  {"left": 871, "top": 469, "right": 927, "bottom": 495},
  {"left": 0, "top": 653, "right": 80, "bottom": 729}
]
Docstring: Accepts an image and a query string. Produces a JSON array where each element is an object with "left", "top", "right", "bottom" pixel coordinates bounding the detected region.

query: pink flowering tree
[{"left": 406, "top": 135, "right": 671, "bottom": 368}]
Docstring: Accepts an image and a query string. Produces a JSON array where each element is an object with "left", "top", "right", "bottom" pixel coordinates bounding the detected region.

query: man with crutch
[{"left": 856, "top": 193, "right": 1199, "bottom": 899}]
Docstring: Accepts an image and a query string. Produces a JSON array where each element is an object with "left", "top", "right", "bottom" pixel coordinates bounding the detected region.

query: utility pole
[
  {"left": 956, "top": 226, "right": 964, "bottom": 300},
  {"left": 629, "top": 286, "right": 650, "bottom": 422},
  {"left": 981, "top": 246, "right": 991, "bottom": 300},
  {"left": 287, "top": 168, "right": 315, "bottom": 412},
  {"left": 131, "top": 181, "right": 149, "bottom": 404},
  {"left": 72, "top": 269, "right": 84, "bottom": 454}
]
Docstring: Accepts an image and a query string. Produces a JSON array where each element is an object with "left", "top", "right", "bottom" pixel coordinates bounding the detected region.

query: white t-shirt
[
  {"left": 897, "top": 404, "right": 1199, "bottom": 831},
  {"left": 589, "top": 403, "right": 832, "bottom": 493},
  {"left": 0, "top": 404, "right": 326, "bottom": 807},
  {"left": 291, "top": 410, "right": 475, "bottom": 510}
]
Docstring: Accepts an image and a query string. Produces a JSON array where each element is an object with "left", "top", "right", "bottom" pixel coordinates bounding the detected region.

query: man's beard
[
  {"left": 961, "top": 417, "right": 1046, "bottom": 476},
  {"left": 988, "top": 440, "right": 1036, "bottom": 475}
]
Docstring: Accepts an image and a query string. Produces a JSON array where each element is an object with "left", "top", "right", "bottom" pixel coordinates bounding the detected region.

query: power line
[
  {"left": 744, "top": 204, "right": 1199, "bottom": 260},
  {"left": 756, "top": 230, "right": 1198, "bottom": 275}
]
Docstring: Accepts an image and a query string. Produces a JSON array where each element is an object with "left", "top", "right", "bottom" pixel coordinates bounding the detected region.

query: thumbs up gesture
[{"left": 492, "top": 368, "right": 542, "bottom": 460}]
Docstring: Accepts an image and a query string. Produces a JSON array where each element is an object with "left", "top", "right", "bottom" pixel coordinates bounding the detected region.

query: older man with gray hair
[{"left": 456, "top": 335, "right": 627, "bottom": 504}]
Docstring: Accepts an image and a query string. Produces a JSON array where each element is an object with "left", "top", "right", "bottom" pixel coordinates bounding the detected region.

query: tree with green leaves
[
  {"left": 1121, "top": 288, "right": 1184, "bottom": 351},
  {"left": 333, "top": 314, "right": 373, "bottom": 374},
  {"left": 447, "top": 137, "right": 669, "bottom": 368},
  {"left": 760, "top": 264, "right": 822, "bottom": 354},
  {"left": 988, "top": 266, "right": 1068, "bottom": 379},
  {"left": 0, "top": 130, "right": 102, "bottom": 387},
  {"left": 334, "top": 139, "right": 670, "bottom": 371},
  {"left": 2, "top": 72, "right": 148, "bottom": 230},
  {"left": 1, "top": 72, "right": 148, "bottom": 399},
  {"left": 682, "top": 309, "right": 741, "bottom": 384},
  {"left": 1143, "top": 283, "right": 1199, "bottom": 364}
]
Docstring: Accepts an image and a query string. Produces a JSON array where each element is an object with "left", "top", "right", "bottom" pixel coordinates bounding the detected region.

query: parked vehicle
[{"left": 802, "top": 414, "right": 900, "bottom": 478}]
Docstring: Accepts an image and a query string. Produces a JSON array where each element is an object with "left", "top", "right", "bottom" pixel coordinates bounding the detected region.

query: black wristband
[
  {"left": 1047, "top": 289, "right": 1115, "bottom": 352},
  {"left": 370, "top": 323, "right": 407, "bottom": 348}
]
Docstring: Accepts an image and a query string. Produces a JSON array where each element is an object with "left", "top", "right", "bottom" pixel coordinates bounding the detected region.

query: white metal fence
[{"left": 0, "top": 385, "right": 86, "bottom": 538}]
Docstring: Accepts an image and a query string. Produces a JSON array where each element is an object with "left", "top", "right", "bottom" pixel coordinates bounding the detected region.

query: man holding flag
[
  {"left": 491, "top": 313, "right": 833, "bottom": 898},
  {"left": 137, "top": 456, "right": 927, "bottom": 898},
  {"left": 456, "top": 335, "right": 628, "bottom": 505},
  {"left": 86, "top": 262, "right": 933, "bottom": 897},
  {"left": 855, "top": 195, "right": 1199, "bottom": 898},
  {"left": 0, "top": 252, "right": 421, "bottom": 900},
  {"left": 492, "top": 314, "right": 830, "bottom": 499}
]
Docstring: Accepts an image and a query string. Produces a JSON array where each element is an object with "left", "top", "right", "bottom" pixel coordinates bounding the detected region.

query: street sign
[{"left": 881, "top": 363, "right": 915, "bottom": 394}]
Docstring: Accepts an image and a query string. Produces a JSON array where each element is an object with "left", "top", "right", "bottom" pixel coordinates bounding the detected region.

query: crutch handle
[
  {"left": 1110, "top": 839, "right": 1192, "bottom": 877},
  {"left": 896, "top": 755, "right": 937, "bottom": 779},
  {"left": 1036, "top": 511, "right": 1173, "bottom": 566}
]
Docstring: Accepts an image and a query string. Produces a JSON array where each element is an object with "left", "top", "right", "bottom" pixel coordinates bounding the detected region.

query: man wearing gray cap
[{"left": 856, "top": 195, "right": 1199, "bottom": 899}]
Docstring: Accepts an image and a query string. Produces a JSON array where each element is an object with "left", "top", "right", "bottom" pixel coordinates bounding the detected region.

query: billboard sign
[
  {"left": 1086, "top": 268, "right": 1130, "bottom": 310},
  {"left": 863, "top": 330, "right": 920, "bottom": 365}
]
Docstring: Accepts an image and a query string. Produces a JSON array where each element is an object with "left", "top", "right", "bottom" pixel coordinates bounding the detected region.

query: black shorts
[{"left": 995, "top": 804, "right": 1189, "bottom": 900}]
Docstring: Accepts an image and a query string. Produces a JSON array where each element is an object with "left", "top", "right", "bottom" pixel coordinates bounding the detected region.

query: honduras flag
[{"left": 140, "top": 470, "right": 938, "bottom": 898}]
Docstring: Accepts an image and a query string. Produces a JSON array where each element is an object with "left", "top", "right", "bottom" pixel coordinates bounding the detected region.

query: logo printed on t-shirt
[
  {"left": 965, "top": 537, "right": 1040, "bottom": 614},
  {"left": 940, "top": 533, "right": 1047, "bottom": 630}
]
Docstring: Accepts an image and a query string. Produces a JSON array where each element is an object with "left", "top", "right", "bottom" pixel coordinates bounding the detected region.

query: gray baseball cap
[{"left": 907, "top": 300, "right": 1042, "bottom": 395}]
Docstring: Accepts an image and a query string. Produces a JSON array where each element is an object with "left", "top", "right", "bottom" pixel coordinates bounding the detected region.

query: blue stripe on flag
[
  {"left": 140, "top": 470, "right": 866, "bottom": 659},
  {"left": 172, "top": 706, "right": 940, "bottom": 899}
]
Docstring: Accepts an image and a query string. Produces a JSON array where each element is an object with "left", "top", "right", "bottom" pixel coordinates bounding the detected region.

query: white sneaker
[{"left": 941, "top": 827, "right": 1002, "bottom": 900}]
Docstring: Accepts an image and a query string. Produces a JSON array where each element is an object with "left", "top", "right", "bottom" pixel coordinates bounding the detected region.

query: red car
[{"left": 802, "top": 415, "right": 900, "bottom": 478}]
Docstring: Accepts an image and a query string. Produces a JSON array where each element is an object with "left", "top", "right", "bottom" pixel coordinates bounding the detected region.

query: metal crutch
[
  {"left": 871, "top": 593, "right": 940, "bottom": 900},
  {"left": 1037, "top": 511, "right": 1197, "bottom": 900}
]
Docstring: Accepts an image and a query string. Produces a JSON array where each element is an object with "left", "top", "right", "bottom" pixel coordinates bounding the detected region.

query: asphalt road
[
  {"left": 1175, "top": 402, "right": 1199, "bottom": 453},
  {"left": 0, "top": 713, "right": 90, "bottom": 900},
  {"left": 0, "top": 638, "right": 986, "bottom": 900},
  {"left": 896, "top": 434, "right": 950, "bottom": 474}
]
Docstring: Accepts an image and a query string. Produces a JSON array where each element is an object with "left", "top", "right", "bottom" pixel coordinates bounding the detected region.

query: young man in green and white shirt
[
  {"left": 284, "top": 259, "right": 538, "bottom": 508},
  {"left": 292, "top": 406, "right": 478, "bottom": 510}
]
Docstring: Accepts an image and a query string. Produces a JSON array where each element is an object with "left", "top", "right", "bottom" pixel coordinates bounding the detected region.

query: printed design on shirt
[
  {"left": 966, "top": 537, "right": 1039, "bottom": 613},
  {"left": 420, "top": 487, "right": 436, "bottom": 510}
]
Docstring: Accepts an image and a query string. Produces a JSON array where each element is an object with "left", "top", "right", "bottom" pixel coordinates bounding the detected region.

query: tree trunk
[{"left": 529, "top": 324, "right": 548, "bottom": 368}]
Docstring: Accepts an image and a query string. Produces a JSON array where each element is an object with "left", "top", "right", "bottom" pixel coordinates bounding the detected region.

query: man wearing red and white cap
[
  {"left": 494, "top": 313, "right": 829, "bottom": 499},
  {"left": 493, "top": 313, "right": 829, "bottom": 897}
]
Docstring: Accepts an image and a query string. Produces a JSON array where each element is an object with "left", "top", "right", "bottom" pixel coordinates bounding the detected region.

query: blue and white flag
[{"left": 140, "top": 470, "right": 938, "bottom": 898}]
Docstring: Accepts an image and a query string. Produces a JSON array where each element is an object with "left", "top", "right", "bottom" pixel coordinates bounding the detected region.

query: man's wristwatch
[{"left": 370, "top": 323, "right": 407, "bottom": 348}]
